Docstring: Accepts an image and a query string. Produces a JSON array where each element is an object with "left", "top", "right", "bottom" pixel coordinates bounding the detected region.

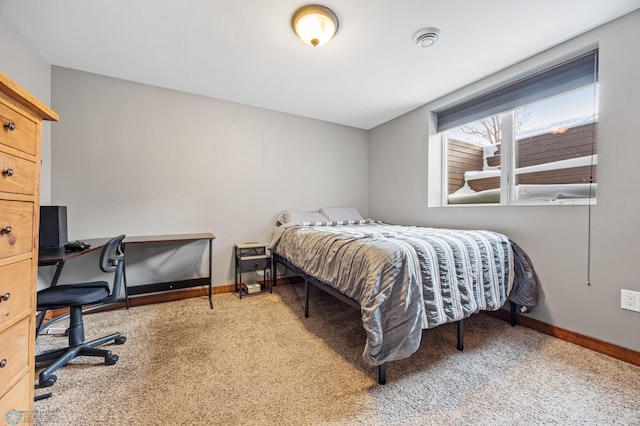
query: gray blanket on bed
[
  {"left": 272, "top": 221, "right": 539, "bottom": 366},
  {"left": 509, "top": 240, "right": 540, "bottom": 311}
]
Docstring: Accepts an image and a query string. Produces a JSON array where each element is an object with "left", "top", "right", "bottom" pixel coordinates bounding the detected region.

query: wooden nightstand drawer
[
  {"left": 0, "top": 260, "right": 32, "bottom": 330},
  {"left": 0, "top": 317, "right": 29, "bottom": 398},
  {"left": 0, "top": 151, "right": 36, "bottom": 196},
  {"left": 0, "top": 101, "right": 37, "bottom": 156},
  {"left": 0, "top": 200, "right": 33, "bottom": 260}
]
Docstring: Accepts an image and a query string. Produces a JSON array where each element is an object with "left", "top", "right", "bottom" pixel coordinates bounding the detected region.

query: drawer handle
[
  {"left": 1, "top": 292, "right": 8, "bottom": 302},
  {"left": 2, "top": 226, "right": 11, "bottom": 235},
  {"left": 0, "top": 359, "right": 6, "bottom": 368},
  {"left": 3, "top": 122, "right": 15, "bottom": 131},
  {"left": 2, "top": 168, "right": 13, "bottom": 177}
]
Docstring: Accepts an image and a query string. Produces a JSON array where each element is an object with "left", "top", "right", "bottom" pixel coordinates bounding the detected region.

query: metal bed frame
[{"left": 272, "top": 252, "right": 521, "bottom": 385}]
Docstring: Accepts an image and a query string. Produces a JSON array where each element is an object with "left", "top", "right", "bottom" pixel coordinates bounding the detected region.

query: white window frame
[{"left": 433, "top": 49, "right": 598, "bottom": 208}]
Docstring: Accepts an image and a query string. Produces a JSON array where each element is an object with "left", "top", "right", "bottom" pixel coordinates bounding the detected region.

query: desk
[
  {"left": 121, "top": 233, "right": 215, "bottom": 309},
  {"left": 38, "top": 233, "right": 215, "bottom": 309},
  {"left": 38, "top": 237, "right": 112, "bottom": 286}
]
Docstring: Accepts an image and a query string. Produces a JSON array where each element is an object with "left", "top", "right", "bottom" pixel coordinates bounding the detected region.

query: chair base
[{"left": 36, "top": 332, "right": 126, "bottom": 387}]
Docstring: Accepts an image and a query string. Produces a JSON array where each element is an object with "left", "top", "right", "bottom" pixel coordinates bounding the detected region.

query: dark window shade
[{"left": 437, "top": 50, "right": 598, "bottom": 132}]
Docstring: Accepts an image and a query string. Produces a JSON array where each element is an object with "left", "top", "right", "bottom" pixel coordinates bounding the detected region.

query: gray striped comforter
[{"left": 272, "top": 221, "right": 537, "bottom": 366}]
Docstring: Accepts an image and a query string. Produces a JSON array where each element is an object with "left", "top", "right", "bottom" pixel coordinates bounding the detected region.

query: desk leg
[
  {"left": 50, "top": 260, "right": 65, "bottom": 287},
  {"left": 208, "top": 239, "right": 213, "bottom": 309},
  {"left": 35, "top": 309, "right": 48, "bottom": 336},
  {"left": 36, "top": 260, "right": 65, "bottom": 335}
]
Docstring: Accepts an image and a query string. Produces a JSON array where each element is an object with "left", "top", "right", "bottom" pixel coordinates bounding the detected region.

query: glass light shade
[{"left": 292, "top": 5, "right": 339, "bottom": 47}]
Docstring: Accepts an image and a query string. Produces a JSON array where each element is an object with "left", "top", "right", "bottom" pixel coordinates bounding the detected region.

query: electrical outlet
[{"left": 621, "top": 289, "right": 640, "bottom": 312}]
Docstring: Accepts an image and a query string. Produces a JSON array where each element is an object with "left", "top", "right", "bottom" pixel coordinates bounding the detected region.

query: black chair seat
[{"left": 37, "top": 282, "right": 110, "bottom": 310}]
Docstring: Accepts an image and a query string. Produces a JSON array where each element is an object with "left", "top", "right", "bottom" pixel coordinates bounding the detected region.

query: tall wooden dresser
[{"left": 0, "top": 73, "right": 58, "bottom": 420}]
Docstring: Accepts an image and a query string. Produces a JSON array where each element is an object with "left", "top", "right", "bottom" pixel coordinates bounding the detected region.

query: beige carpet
[{"left": 33, "top": 284, "right": 640, "bottom": 425}]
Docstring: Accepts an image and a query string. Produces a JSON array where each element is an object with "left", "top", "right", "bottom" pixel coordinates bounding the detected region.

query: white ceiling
[{"left": 2, "top": 0, "right": 639, "bottom": 130}]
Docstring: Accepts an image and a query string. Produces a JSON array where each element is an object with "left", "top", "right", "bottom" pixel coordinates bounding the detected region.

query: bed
[{"left": 270, "top": 207, "right": 540, "bottom": 384}]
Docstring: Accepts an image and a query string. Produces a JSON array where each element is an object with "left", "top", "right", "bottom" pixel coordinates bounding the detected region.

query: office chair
[{"left": 35, "top": 234, "right": 127, "bottom": 387}]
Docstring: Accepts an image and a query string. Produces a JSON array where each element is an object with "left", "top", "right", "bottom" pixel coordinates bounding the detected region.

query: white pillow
[
  {"left": 277, "top": 210, "right": 328, "bottom": 225},
  {"left": 320, "top": 207, "right": 364, "bottom": 222}
]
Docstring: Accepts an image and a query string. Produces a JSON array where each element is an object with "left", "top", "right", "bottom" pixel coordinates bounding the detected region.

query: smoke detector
[{"left": 414, "top": 28, "right": 441, "bottom": 48}]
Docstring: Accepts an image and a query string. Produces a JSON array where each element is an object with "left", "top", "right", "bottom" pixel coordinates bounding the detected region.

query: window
[{"left": 437, "top": 50, "right": 598, "bottom": 206}]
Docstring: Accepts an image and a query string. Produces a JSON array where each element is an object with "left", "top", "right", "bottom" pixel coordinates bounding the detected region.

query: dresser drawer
[
  {"left": 0, "top": 101, "right": 37, "bottom": 156},
  {"left": 0, "top": 317, "right": 29, "bottom": 398},
  {"left": 0, "top": 371, "right": 31, "bottom": 418},
  {"left": 0, "top": 260, "right": 32, "bottom": 330},
  {"left": 0, "top": 151, "right": 36, "bottom": 196},
  {"left": 0, "top": 201, "right": 33, "bottom": 260}
]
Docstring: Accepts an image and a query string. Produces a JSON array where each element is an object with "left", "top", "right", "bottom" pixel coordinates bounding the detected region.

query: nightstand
[{"left": 234, "top": 242, "right": 272, "bottom": 298}]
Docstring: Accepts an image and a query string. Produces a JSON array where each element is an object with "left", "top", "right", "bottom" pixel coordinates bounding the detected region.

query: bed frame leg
[
  {"left": 378, "top": 363, "right": 387, "bottom": 385},
  {"left": 304, "top": 279, "right": 309, "bottom": 318},
  {"left": 510, "top": 301, "right": 517, "bottom": 327},
  {"left": 457, "top": 320, "right": 464, "bottom": 351}
]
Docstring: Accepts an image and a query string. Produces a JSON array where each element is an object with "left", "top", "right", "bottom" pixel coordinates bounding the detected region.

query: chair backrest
[{"left": 100, "top": 234, "right": 126, "bottom": 303}]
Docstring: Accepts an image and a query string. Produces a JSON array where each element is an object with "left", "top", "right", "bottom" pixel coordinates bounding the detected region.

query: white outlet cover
[{"left": 621, "top": 289, "right": 640, "bottom": 312}]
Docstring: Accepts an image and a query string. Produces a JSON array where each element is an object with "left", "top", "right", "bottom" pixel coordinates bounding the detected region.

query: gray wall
[
  {"left": 49, "top": 68, "right": 369, "bottom": 288},
  {"left": 0, "top": 15, "right": 53, "bottom": 203},
  {"left": 369, "top": 11, "right": 640, "bottom": 352}
]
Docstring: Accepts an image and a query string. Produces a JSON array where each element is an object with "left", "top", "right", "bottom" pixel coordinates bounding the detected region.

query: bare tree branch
[{"left": 455, "top": 107, "right": 530, "bottom": 146}]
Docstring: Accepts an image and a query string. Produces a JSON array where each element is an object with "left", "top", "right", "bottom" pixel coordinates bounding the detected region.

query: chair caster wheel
[
  {"left": 115, "top": 336, "right": 126, "bottom": 345},
  {"left": 39, "top": 375, "right": 57, "bottom": 387},
  {"left": 105, "top": 354, "right": 119, "bottom": 365}
]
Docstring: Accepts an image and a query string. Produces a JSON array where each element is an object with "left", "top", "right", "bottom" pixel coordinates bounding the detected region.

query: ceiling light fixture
[
  {"left": 292, "top": 4, "right": 339, "bottom": 47},
  {"left": 414, "top": 28, "right": 441, "bottom": 48}
]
